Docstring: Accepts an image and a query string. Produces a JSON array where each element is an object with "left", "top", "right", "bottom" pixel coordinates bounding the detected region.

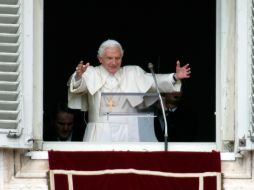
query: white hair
[{"left": 97, "top": 39, "right": 124, "bottom": 57}]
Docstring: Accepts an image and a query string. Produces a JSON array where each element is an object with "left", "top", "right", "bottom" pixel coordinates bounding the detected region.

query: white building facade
[{"left": 0, "top": 0, "right": 254, "bottom": 189}]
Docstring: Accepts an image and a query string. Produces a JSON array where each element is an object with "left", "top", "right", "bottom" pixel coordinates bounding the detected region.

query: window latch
[{"left": 7, "top": 128, "right": 23, "bottom": 138}]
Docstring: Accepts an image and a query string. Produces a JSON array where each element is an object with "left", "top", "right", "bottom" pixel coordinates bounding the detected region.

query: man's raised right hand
[{"left": 75, "top": 60, "right": 90, "bottom": 80}]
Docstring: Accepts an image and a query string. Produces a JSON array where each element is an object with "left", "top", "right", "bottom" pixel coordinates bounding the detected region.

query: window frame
[
  {"left": 30, "top": 0, "right": 251, "bottom": 161},
  {"left": 39, "top": 1, "right": 219, "bottom": 152}
]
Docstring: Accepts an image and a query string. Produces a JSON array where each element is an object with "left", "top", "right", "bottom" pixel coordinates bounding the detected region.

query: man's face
[
  {"left": 98, "top": 47, "right": 122, "bottom": 74},
  {"left": 55, "top": 112, "right": 74, "bottom": 141}
]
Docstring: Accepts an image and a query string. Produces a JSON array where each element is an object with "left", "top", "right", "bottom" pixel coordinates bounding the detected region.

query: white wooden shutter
[
  {"left": 0, "top": 0, "right": 33, "bottom": 148},
  {"left": 250, "top": 0, "right": 254, "bottom": 146},
  {"left": 234, "top": 0, "right": 254, "bottom": 152}
]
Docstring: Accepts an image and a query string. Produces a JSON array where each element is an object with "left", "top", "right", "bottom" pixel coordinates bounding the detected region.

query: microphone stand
[{"left": 148, "top": 63, "right": 168, "bottom": 151}]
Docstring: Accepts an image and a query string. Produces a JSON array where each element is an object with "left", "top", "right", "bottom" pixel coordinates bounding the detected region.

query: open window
[
  {"left": 3, "top": 0, "right": 254, "bottom": 158},
  {"left": 43, "top": 0, "right": 216, "bottom": 147}
]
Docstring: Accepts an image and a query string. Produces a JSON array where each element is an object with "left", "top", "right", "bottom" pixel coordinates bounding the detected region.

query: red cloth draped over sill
[{"left": 48, "top": 150, "right": 221, "bottom": 190}]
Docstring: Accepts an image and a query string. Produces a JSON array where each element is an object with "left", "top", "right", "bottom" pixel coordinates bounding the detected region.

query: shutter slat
[
  {"left": 0, "top": 0, "right": 19, "bottom": 5},
  {"left": 0, "top": 43, "right": 19, "bottom": 53},
  {"left": 0, "top": 62, "right": 18, "bottom": 71},
  {"left": 0, "top": 81, "right": 18, "bottom": 91},
  {"left": 0, "top": 34, "right": 18, "bottom": 43},
  {"left": 0, "top": 23, "right": 19, "bottom": 33},
  {"left": 0, "top": 53, "right": 18, "bottom": 62},
  {"left": 0, "top": 110, "right": 18, "bottom": 120},
  {"left": 0, "top": 72, "right": 18, "bottom": 81},
  {"left": 0, "top": 14, "right": 18, "bottom": 24},
  {"left": 0, "top": 5, "right": 19, "bottom": 15},
  {"left": 0, "top": 91, "right": 18, "bottom": 101},
  {"left": 0, "top": 120, "right": 18, "bottom": 129},
  {"left": 0, "top": 100, "right": 18, "bottom": 110}
]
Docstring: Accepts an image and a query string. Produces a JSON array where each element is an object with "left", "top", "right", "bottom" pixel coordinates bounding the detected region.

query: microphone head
[{"left": 148, "top": 62, "right": 153, "bottom": 69}]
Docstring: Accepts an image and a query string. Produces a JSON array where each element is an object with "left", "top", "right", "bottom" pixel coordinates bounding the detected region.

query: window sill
[{"left": 25, "top": 141, "right": 237, "bottom": 160}]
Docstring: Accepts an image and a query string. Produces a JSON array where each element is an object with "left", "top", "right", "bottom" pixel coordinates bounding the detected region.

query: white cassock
[{"left": 68, "top": 65, "right": 181, "bottom": 142}]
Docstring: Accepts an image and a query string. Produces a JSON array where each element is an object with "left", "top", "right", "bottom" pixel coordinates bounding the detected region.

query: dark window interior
[{"left": 43, "top": 0, "right": 216, "bottom": 142}]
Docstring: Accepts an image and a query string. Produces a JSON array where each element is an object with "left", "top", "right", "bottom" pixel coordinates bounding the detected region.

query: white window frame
[{"left": 28, "top": 0, "right": 252, "bottom": 161}]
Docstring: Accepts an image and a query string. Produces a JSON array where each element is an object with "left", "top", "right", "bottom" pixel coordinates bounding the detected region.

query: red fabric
[
  {"left": 73, "top": 175, "right": 200, "bottom": 190},
  {"left": 48, "top": 150, "right": 221, "bottom": 190}
]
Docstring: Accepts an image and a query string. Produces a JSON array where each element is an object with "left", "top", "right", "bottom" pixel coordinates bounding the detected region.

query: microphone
[
  {"left": 148, "top": 62, "right": 168, "bottom": 151},
  {"left": 148, "top": 62, "right": 154, "bottom": 71}
]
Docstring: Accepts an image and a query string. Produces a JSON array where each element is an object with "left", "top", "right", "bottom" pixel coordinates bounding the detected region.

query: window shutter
[
  {"left": 0, "top": 0, "right": 33, "bottom": 148},
  {"left": 234, "top": 0, "right": 254, "bottom": 152},
  {"left": 251, "top": 0, "right": 254, "bottom": 144}
]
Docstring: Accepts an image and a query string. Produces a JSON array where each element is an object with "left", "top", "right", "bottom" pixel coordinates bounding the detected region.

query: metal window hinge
[
  {"left": 7, "top": 128, "right": 23, "bottom": 138},
  {"left": 248, "top": 130, "right": 254, "bottom": 142},
  {"left": 238, "top": 137, "right": 246, "bottom": 147}
]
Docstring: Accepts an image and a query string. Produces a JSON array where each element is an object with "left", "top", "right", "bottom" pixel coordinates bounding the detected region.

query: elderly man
[{"left": 68, "top": 39, "right": 191, "bottom": 142}]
